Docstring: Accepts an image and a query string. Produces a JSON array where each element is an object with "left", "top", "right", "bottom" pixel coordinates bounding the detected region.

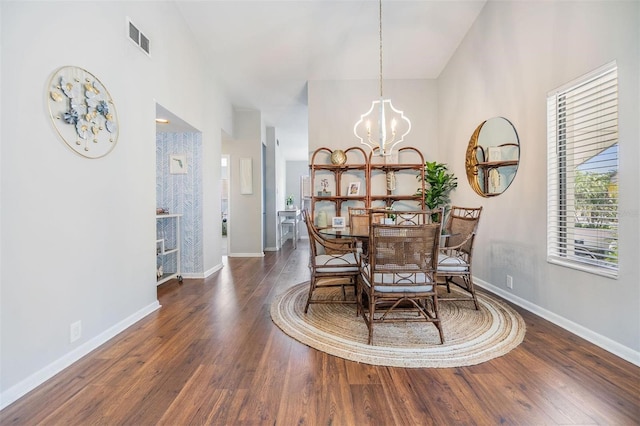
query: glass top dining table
[
  {"left": 320, "top": 225, "right": 458, "bottom": 243},
  {"left": 319, "top": 226, "right": 370, "bottom": 238}
]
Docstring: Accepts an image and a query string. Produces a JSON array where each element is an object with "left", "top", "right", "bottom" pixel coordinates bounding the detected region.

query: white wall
[
  {"left": 0, "top": 1, "right": 230, "bottom": 405},
  {"left": 265, "top": 127, "right": 278, "bottom": 251},
  {"left": 308, "top": 79, "right": 439, "bottom": 160},
  {"left": 202, "top": 84, "right": 232, "bottom": 277},
  {"left": 222, "top": 110, "right": 264, "bottom": 256},
  {"left": 438, "top": 0, "right": 639, "bottom": 359}
]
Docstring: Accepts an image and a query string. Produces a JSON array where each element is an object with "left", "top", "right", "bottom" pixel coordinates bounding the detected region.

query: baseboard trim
[
  {"left": 264, "top": 246, "right": 278, "bottom": 252},
  {"left": 0, "top": 301, "right": 161, "bottom": 410},
  {"left": 227, "top": 252, "right": 265, "bottom": 257},
  {"left": 474, "top": 277, "right": 640, "bottom": 367},
  {"left": 204, "top": 263, "right": 223, "bottom": 278},
  {"left": 181, "top": 273, "right": 203, "bottom": 279}
]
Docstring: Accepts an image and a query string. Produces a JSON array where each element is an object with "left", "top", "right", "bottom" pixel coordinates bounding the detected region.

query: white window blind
[{"left": 547, "top": 62, "right": 618, "bottom": 278}]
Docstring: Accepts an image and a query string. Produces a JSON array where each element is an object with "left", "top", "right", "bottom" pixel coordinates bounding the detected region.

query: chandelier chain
[
  {"left": 353, "top": 0, "right": 411, "bottom": 157},
  {"left": 379, "top": 0, "right": 383, "bottom": 98}
]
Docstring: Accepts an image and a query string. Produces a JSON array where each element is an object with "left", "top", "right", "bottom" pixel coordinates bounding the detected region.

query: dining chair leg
[
  {"left": 304, "top": 279, "right": 317, "bottom": 313},
  {"left": 367, "top": 297, "right": 375, "bottom": 345},
  {"left": 464, "top": 276, "right": 479, "bottom": 310},
  {"left": 433, "top": 295, "right": 444, "bottom": 344},
  {"left": 356, "top": 278, "right": 363, "bottom": 317}
]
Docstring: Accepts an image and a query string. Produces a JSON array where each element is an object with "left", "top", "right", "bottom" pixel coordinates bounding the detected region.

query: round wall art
[{"left": 47, "top": 66, "right": 119, "bottom": 158}]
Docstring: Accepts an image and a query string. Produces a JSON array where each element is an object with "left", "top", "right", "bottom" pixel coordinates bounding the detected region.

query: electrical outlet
[
  {"left": 70, "top": 321, "right": 82, "bottom": 343},
  {"left": 506, "top": 275, "right": 514, "bottom": 289}
]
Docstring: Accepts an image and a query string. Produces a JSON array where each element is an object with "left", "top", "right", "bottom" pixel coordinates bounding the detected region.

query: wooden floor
[{"left": 2, "top": 240, "right": 639, "bottom": 425}]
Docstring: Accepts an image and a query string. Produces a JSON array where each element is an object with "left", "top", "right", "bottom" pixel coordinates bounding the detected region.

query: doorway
[{"left": 221, "top": 155, "right": 230, "bottom": 256}]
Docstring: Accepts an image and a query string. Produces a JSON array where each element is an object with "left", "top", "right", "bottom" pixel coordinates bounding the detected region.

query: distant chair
[
  {"left": 348, "top": 207, "right": 384, "bottom": 229},
  {"left": 437, "top": 206, "right": 483, "bottom": 310},
  {"left": 348, "top": 207, "right": 383, "bottom": 254},
  {"left": 302, "top": 210, "right": 360, "bottom": 313},
  {"left": 278, "top": 210, "right": 300, "bottom": 249},
  {"left": 395, "top": 209, "right": 443, "bottom": 225},
  {"left": 358, "top": 212, "right": 444, "bottom": 345}
]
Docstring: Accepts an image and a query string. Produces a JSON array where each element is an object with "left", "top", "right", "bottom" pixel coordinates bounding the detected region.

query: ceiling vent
[{"left": 127, "top": 18, "right": 150, "bottom": 56}]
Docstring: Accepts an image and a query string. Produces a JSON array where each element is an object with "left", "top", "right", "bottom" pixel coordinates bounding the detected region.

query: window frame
[{"left": 546, "top": 62, "right": 619, "bottom": 279}]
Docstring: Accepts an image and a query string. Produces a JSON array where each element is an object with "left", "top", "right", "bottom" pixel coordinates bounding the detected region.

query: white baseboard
[
  {"left": 0, "top": 301, "right": 161, "bottom": 410},
  {"left": 180, "top": 273, "right": 203, "bottom": 279},
  {"left": 169, "top": 263, "right": 224, "bottom": 280},
  {"left": 264, "top": 246, "right": 278, "bottom": 252},
  {"left": 474, "top": 277, "right": 640, "bottom": 367},
  {"left": 204, "top": 263, "right": 223, "bottom": 278},
  {"left": 227, "top": 252, "right": 265, "bottom": 257}
]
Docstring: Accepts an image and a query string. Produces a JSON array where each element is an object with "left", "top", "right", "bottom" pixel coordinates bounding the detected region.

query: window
[{"left": 547, "top": 62, "right": 618, "bottom": 278}]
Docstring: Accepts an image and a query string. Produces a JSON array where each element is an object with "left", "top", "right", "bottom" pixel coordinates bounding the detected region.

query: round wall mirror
[{"left": 465, "top": 117, "right": 520, "bottom": 197}]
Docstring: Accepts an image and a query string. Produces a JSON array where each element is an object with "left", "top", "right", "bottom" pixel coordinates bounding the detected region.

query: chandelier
[{"left": 353, "top": 0, "right": 411, "bottom": 157}]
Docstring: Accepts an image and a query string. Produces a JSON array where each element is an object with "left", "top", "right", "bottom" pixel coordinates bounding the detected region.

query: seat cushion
[
  {"left": 315, "top": 253, "right": 359, "bottom": 273},
  {"left": 360, "top": 264, "right": 434, "bottom": 293},
  {"left": 437, "top": 253, "right": 469, "bottom": 273}
]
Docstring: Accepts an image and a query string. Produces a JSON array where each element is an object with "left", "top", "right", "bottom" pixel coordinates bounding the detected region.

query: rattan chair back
[
  {"left": 358, "top": 220, "right": 444, "bottom": 345},
  {"left": 349, "top": 207, "right": 384, "bottom": 229}
]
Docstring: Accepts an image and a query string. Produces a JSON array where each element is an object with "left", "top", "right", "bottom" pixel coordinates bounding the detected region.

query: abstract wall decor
[
  {"left": 47, "top": 66, "right": 119, "bottom": 158},
  {"left": 240, "top": 157, "right": 253, "bottom": 194}
]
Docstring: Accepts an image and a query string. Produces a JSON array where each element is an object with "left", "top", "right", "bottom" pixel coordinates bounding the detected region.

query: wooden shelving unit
[{"left": 309, "top": 146, "right": 426, "bottom": 225}]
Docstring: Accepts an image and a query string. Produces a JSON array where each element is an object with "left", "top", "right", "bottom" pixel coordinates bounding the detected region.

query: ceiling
[{"left": 157, "top": 1, "right": 486, "bottom": 160}]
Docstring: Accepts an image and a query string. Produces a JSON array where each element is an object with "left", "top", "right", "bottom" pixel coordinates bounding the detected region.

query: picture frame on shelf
[
  {"left": 348, "top": 181, "right": 360, "bottom": 196},
  {"left": 487, "top": 146, "right": 502, "bottom": 162},
  {"left": 332, "top": 216, "right": 346, "bottom": 228}
]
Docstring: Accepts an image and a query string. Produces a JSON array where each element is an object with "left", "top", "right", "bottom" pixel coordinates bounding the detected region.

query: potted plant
[
  {"left": 416, "top": 161, "right": 458, "bottom": 218},
  {"left": 318, "top": 179, "right": 331, "bottom": 196},
  {"left": 384, "top": 206, "right": 396, "bottom": 224}
]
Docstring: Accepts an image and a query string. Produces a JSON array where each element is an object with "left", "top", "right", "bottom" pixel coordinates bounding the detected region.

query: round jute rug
[{"left": 270, "top": 282, "right": 526, "bottom": 368}]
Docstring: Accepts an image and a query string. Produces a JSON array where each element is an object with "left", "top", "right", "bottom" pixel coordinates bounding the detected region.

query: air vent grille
[
  {"left": 140, "top": 33, "right": 150, "bottom": 54},
  {"left": 127, "top": 18, "right": 150, "bottom": 56}
]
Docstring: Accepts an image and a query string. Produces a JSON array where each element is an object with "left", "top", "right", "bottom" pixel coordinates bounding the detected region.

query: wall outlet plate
[{"left": 70, "top": 321, "right": 82, "bottom": 343}]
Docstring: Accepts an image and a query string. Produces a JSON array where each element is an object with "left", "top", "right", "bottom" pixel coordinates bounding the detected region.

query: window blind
[{"left": 547, "top": 63, "right": 618, "bottom": 278}]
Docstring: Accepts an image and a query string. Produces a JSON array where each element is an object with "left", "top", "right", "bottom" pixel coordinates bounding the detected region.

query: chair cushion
[
  {"left": 315, "top": 253, "right": 359, "bottom": 273},
  {"left": 360, "top": 264, "right": 434, "bottom": 293},
  {"left": 437, "top": 253, "right": 469, "bottom": 273}
]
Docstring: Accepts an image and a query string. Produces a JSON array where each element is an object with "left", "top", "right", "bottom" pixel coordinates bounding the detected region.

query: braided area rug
[{"left": 270, "top": 282, "right": 526, "bottom": 368}]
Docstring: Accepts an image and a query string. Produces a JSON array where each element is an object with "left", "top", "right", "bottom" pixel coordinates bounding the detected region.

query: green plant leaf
[{"left": 416, "top": 161, "right": 458, "bottom": 210}]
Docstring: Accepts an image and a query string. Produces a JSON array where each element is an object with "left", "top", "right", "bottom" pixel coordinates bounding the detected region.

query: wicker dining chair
[
  {"left": 302, "top": 209, "right": 360, "bottom": 313},
  {"left": 348, "top": 207, "right": 384, "bottom": 229},
  {"left": 368, "top": 208, "right": 444, "bottom": 227},
  {"left": 437, "top": 206, "right": 483, "bottom": 310},
  {"left": 358, "top": 216, "right": 444, "bottom": 345},
  {"left": 348, "top": 207, "right": 383, "bottom": 254},
  {"left": 393, "top": 209, "right": 444, "bottom": 225}
]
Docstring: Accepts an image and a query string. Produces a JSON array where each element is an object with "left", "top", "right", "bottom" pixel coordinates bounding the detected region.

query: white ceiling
[{"left": 158, "top": 0, "right": 486, "bottom": 160}]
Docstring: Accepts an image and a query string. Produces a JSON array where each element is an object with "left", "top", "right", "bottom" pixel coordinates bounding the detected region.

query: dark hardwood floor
[{"left": 2, "top": 240, "right": 639, "bottom": 425}]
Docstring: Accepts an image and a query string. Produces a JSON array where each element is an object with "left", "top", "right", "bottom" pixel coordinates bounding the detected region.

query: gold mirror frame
[{"left": 465, "top": 117, "right": 520, "bottom": 197}]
